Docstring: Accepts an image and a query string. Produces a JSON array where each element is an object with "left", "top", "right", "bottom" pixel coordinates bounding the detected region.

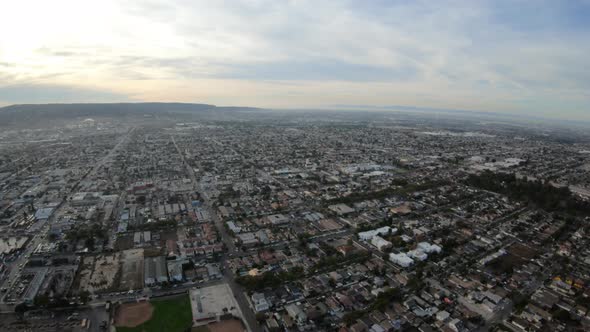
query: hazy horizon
[{"left": 1, "top": 1, "right": 589, "bottom": 120}]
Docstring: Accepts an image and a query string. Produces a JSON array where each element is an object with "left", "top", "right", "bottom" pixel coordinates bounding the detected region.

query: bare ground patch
[
  {"left": 208, "top": 319, "right": 246, "bottom": 332},
  {"left": 119, "top": 249, "right": 144, "bottom": 291},
  {"left": 115, "top": 301, "right": 154, "bottom": 327},
  {"left": 77, "top": 253, "right": 122, "bottom": 293}
]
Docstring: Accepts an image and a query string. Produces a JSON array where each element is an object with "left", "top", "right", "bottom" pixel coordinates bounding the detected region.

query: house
[
  {"left": 370, "top": 324, "right": 385, "bottom": 332},
  {"left": 167, "top": 259, "right": 184, "bottom": 282},
  {"left": 349, "top": 321, "right": 368, "bottom": 332},
  {"left": 407, "top": 249, "right": 428, "bottom": 261},
  {"left": 371, "top": 236, "right": 392, "bottom": 251},
  {"left": 206, "top": 263, "right": 222, "bottom": 280},
  {"left": 252, "top": 292, "right": 270, "bottom": 312},
  {"left": 448, "top": 318, "right": 464, "bottom": 332},
  {"left": 337, "top": 245, "right": 355, "bottom": 256},
  {"left": 237, "top": 232, "right": 259, "bottom": 247},
  {"left": 267, "top": 214, "right": 289, "bottom": 225},
  {"left": 285, "top": 303, "right": 307, "bottom": 324},
  {"left": 227, "top": 221, "right": 242, "bottom": 233},
  {"left": 358, "top": 226, "right": 394, "bottom": 241},
  {"left": 390, "top": 253, "right": 414, "bottom": 267},
  {"left": 255, "top": 229, "right": 270, "bottom": 244},
  {"left": 436, "top": 310, "right": 450, "bottom": 322},
  {"left": 390, "top": 203, "right": 412, "bottom": 215},
  {"left": 329, "top": 204, "right": 355, "bottom": 216},
  {"left": 417, "top": 242, "right": 442, "bottom": 254}
]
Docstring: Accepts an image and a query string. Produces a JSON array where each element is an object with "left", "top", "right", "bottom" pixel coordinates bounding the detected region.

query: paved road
[
  {"left": 171, "top": 134, "right": 261, "bottom": 332},
  {"left": 238, "top": 228, "right": 353, "bottom": 255},
  {"left": 0, "top": 220, "right": 50, "bottom": 303},
  {"left": 89, "top": 279, "right": 224, "bottom": 305},
  {"left": 0, "top": 149, "right": 68, "bottom": 297},
  {"left": 0, "top": 277, "right": 224, "bottom": 314},
  {"left": 0, "top": 129, "right": 135, "bottom": 310}
]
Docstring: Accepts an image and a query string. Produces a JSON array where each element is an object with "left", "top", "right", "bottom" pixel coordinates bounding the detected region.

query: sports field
[{"left": 116, "top": 295, "right": 193, "bottom": 332}]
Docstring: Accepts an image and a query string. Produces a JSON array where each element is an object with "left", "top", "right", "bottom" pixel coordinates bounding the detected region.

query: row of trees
[
  {"left": 15, "top": 290, "right": 92, "bottom": 317},
  {"left": 328, "top": 179, "right": 450, "bottom": 205},
  {"left": 467, "top": 171, "right": 590, "bottom": 216},
  {"left": 65, "top": 224, "right": 107, "bottom": 250},
  {"left": 236, "top": 248, "right": 369, "bottom": 292},
  {"left": 343, "top": 287, "right": 403, "bottom": 325},
  {"left": 128, "top": 218, "right": 177, "bottom": 231},
  {"left": 235, "top": 266, "right": 305, "bottom": 292}
]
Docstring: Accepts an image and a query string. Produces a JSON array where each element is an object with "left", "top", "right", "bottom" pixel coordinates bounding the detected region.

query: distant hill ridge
[
  {"left": 0, "top": 102, "right": 261, "bottom": 127},
  {"left": 0, "top": 102, "right": 218, "bottom": 113}
]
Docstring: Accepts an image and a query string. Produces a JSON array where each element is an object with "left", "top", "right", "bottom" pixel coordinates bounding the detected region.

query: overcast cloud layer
[{"left": 1, "top": 0, "right": 589, "bottom": 120}]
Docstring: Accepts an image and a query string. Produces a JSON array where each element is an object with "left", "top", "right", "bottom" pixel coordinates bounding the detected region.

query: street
[{"left": 171, "top": 134, "right": 262, "bottom": 332}]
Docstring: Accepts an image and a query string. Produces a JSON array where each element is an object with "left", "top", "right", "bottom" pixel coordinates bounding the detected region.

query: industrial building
[{"left": 144, "top": 256, "right": 168, "bottom": 286}]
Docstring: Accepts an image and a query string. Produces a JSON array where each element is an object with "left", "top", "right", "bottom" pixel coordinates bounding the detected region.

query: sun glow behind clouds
[{"left": 0, "top": 0, "right": 589, "bottom": 120}]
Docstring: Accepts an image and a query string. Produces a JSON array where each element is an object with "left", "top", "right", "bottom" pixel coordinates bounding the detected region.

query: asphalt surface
[
  {"left": 171, "top": 134, "right": 261, "bottom": 332},
  {"left": 0, "top": 129, "right": 135, "bottom": 311}
]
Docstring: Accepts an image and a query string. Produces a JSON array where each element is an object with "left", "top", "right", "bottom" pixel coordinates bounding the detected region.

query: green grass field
[{"left": 117, "top": 295, "right": 193, "bottom": 332}]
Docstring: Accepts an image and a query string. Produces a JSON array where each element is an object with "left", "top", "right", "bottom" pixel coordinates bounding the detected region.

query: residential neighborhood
[{"left": 1, "top": 107, "right": 590, "bottom": 332}]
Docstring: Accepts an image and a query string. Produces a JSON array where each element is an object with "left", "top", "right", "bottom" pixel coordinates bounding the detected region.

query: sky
[{"left": 0, "top": 0, "right": 589, "bottom": 120}]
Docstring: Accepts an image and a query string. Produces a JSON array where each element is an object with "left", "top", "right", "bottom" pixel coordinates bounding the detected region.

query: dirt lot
[
  {"left": 507, "top": 243, "right": 537, "bottom": 260},
  {"left": 78, "top": 253, "right": 122, "bottom": 293},
  {"left": 317, "top": 218, "right": 343, "bottom": 231},
  {"left": 119, "top": 249, "right": 144, "bottom": 291},
  {"left": 488, "top": 243, "right": 538, "bottom": 275},
  {"left": 115, "top": 301, "right": 154, "bottom": 327},
  {"left": 115, "top": 235, "right": 134, "bottom": 251},
  {"left": 208, "top": 319, "right": 246, "bottom": 332},
  {"left": 159, "top": 230, "right": 178, "bottom": 244},
  {"left": 76, "top": 249, "right": 145, "bottom": 293}
]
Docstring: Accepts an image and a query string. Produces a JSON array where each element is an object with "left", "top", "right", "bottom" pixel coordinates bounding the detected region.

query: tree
[
  {"left": 79, "top": 290, "right": 91, "bottom": 304},
  {"left": 14, "top": 302, "right": 29, "bottom": 319},
  {"left": 85, "top": 237, "right": 95, "bottom": 251},
  {"left": 343, "top": 310, "right": 365, "bottom": 326},
  {"left": 34, "top": 294, "right": 50, "bottom": 307},
  {"left": 371, "top": 288, "right": 402, "bottom": 312},
  {"left": 297, "top": 233, "right": 311, "bottom": 249}
]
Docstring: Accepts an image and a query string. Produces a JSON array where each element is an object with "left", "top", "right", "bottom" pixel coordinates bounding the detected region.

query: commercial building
[{"left": 190, "top": 283, "right": 245, "bottom": 326}]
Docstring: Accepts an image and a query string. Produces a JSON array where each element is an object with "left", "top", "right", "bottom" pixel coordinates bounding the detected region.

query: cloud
[
  {"left": 0, "top": 84, "right": 131, "bottom": 104},
  {"left": 210, "top": 58, "right": 420, "bottom": 82},
  {"left": 0, "top": 0, "right": 588, "bottom": 119}
]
